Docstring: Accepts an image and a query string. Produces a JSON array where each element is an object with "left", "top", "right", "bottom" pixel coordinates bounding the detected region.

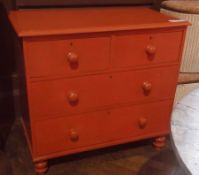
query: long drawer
[
  {"left": 28, "top": 66, "right": 178, "bottom": 119},
  {"left": 33, "top": 100, "right": 172, "bottom": 157}
]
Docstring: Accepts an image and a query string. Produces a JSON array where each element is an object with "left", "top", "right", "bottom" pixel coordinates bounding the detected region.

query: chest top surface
[{"left": 9, "top": 7, "right": 189, "bottom": 37}]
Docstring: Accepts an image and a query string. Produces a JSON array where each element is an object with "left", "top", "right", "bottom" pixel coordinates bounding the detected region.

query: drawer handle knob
[
  {"left": 142, "top": 81, "right": 152, "bottom": 94},
  {"left": 138, "top": 117, "right": 148, "bottom": 128},
  {"left": 70, "top": 130, "right": 79, "bottom": 142},
  {"left": 67, "top": 52, "right": 79, "bottom": 64},
  {"left": 146, "top": 45, "right": 156, "bottom": 56},
  {"left": 68, "top": 91, "right": 79, "bottom": 104}
]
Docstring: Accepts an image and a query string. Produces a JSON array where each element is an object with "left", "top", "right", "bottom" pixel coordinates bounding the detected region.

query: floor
[{"left": 2, "top": 119, "right": 187, "bottom": 175}]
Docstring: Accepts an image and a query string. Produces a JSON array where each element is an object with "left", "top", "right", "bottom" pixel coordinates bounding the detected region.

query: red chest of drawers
[{"left": 9, "top": 7, "right": 188, "bottom": 174}]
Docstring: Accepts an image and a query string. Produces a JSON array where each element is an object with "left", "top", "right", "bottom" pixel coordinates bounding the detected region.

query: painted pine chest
[{"left": 9, "top": 7, "right": 188, "bottom": 174}]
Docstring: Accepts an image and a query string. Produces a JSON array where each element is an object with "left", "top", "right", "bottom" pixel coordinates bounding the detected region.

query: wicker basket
[{"left": 161, "top": 8, "right": 199, "bottom": 73}]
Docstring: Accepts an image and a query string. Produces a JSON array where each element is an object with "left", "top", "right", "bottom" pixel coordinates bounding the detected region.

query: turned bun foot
[
  {"left": 153, "top": 136, "right": 166, "bottom": 151},
  {"left": 34, "top": 161, "right": 48, "bottom": 175}
]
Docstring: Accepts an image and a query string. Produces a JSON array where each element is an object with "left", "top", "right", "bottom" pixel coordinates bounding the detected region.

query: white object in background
[
  {"left": 171, "top": 88, "right": 199, "bottom": 175},
  {"left": 174, "top": 83, "right": 199, "bottom": 104}
]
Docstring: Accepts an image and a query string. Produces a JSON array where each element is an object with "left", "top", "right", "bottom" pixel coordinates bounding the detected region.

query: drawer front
[
  {"left": 29, "top": 66, "right": 178, "bottom": 119},
  {"left": 24, "top": 36, "right": 110, "bottom": 78},
  {"left": 111, "top": 30, "right": 183, "bottom": 68},
  {"left": 33, "top": 100, "right": 172, "bottom": 156}
]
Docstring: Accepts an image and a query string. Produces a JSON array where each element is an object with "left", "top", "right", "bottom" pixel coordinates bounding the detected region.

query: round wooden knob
[
  {"left": 70, "top": 129, "right": 79, "bottom": 142},
  {"left": 142, "top": 81, "right": 152, "bottom": 93},
  {"left": 138, "top": 117, "right": 148, "bottom": 128},
  {"left": 67, "top": 91, "right": 79, "bottom": 103},
  {"left": 146, "top": 45, "right": 156, "bottom": 56},
  {"left": 67, "top": 52, "right": 78, "bottom": 64}
]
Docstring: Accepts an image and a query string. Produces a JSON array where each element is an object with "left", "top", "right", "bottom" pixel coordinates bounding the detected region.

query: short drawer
[
  {"left": 29, "top": 66, "right": 178, "bottom": 119},
  {"left": 33, "top": 100, "right": 172, "bottom": 157},
  {"left": 23, "top": 36, "right": 110, "bottom": 78},
  {"left": 111, "top": 30, "right": 183, "bottom": 68}
]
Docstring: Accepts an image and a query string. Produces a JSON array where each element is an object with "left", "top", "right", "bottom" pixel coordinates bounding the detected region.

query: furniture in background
[
  {"left": 161, "top": 0, "right": 199, "bottom": 103},
  {"left": 9, "top": 7, "right": 188, "bottom": 174},
  {"left": 2, "top": 0, "right": 166, "bottom": 9},
  {"left": 0, "top": 0, "right": 15, "bottom": 11},
  {"left": 14, "top": 0, "right": 153, "bottom": 7},
  {"left": 0, "top": 3, "right": 15, "bottom": 175},
  {"left": 171, "top": 88, "right": 199, "bottom": 175},
  {"left": 0, "top": 3, "right": 15, "bottom": 150}
]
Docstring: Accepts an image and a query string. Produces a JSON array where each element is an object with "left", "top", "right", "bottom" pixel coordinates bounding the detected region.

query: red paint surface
[
  {"left": 9, "top": 7, "right": 188, "bottom": 170},
  {"left": 34, "top": 100, "right": 172, "bottom": 157}
]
